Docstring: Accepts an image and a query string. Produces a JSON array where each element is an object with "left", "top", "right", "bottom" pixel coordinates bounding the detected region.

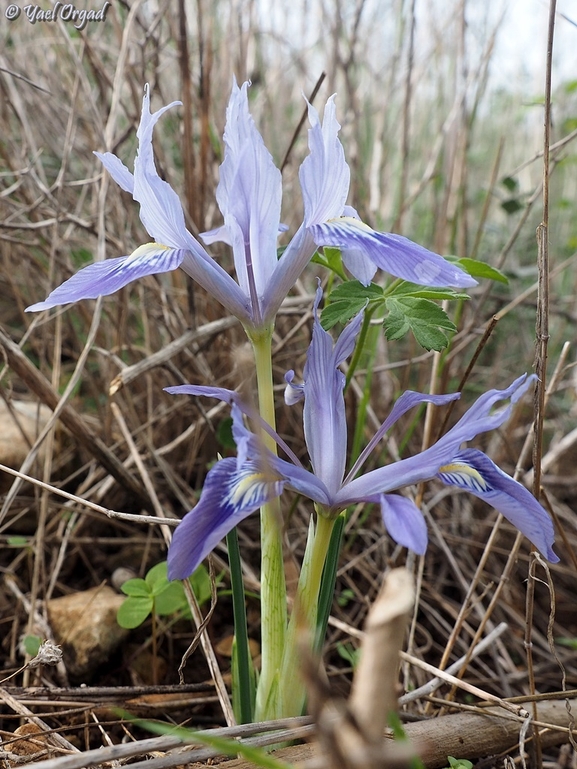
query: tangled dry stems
[{"left": 1, "top": 1, "right": 577, "bottom": 766}]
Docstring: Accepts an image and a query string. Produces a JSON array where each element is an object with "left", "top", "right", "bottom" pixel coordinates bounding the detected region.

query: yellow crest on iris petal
[
  {"left": 229, "top": 468, "right": 282, "bottom": 509},
  {"left": 127, "top": 242, "right": 171, "bottom": 261},
  {"left": 438, "top": 462, "right": 490, "bottom": 494}
]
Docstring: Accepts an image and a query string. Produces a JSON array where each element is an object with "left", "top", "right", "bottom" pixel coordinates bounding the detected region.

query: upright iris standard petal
[
  {"left": 310, "top": 217, "right": 477, "bottom": 288},
  {"left": 130, "top": 87, "right": 195, "bottom": 251},
  {"left": 295, "top": 284, "right": 364, "bottom": 496},
  {"left": 259, "top": 95, "right": 352, "bottom": 322},
  {"left": 300, "top": 96, "right": 350, "bottom": 227},
  {"left": 295, "top": 96, "right": 477, "bottom": 291},
  {"left": 167, "top": 457, "right": 286, "bottom": 580},
  {"left": 208, "top": 80, "right": 282, "bottom": 320},
  {"left": 438, "top": 449, "right": 560, "bottom": 563}
]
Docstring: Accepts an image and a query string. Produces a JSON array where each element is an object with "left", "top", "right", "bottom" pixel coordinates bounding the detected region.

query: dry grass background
[{"left": 1, "top": 0, "right": 577, "bottom": 765}]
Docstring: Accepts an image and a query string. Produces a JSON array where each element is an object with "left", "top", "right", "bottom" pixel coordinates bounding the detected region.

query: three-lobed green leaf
[
  {"left": 320, "top": 254, "right": 506, "bottom": 352},
  {"left": 321, "top": 279, "right": 460, "bottom": 351},
  {"left": 320, "top": 281, "right": 383, "bottom": 329},
  {"left": 384, "top": 296, "right": 457, "bottom": 352},
  {"left": 117, "top": 561, "right": 213, "bottom": 630}
]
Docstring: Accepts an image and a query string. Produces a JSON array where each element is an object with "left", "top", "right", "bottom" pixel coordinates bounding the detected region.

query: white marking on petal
[
  {"left": 227, "top": 465, "right": 282, "bottom": 510},
  {"left": 438, "top": 462, "right": 491, "bottom": 494}
]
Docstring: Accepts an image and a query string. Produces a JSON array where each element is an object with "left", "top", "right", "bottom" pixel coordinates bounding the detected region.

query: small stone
[
  {"left": 47, "top": 586, "right": 128, "bottom": 681},
  {"left": 0, "top": 401, "right": 54, "bottom": 491},
  {"left": 111, "top": 567, "right": 137, "bottom": 592}
]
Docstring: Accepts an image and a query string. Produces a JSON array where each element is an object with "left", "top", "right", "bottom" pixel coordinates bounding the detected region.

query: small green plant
[
  {"left": 336, "top": 587, "right": 355, "bottom": 607},
  {"left": 444, "top": 757, "right": 473, "bottom": 769},
  {"left": 21, "top": 634, "right": 42, "bottom": 657},
  {"left": 117, "top": 560, "right": 212, "bottom": 630},
  {"left": 117, "top": 561, "right": 214, "bottom": 684},
  {"left": 336, "top": 641, "right": 360, "bottom": 667},
  {"left": 556, "top": 637, "right": 577, "bottom": 650}
]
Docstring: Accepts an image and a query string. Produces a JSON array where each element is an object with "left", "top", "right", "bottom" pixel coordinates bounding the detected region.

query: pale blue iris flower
[
  {"left": 26, "top": 82, "right": 475, "bottom": 322},
  {"left": 165, "top": 287, "right": 558, "bottom": 580}
]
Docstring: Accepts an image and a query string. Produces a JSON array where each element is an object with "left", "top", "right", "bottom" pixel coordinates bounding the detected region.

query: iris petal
[
  {"left": 131, "top": 88, "right": 195, "bottom": 252},
  {"left": 310, "top": 216, "right": 477, "bottom": 288},
  {"left": 95, "top": 151, "right": 135, "bottom": 194},
  {"left": 284, "top": 370, "right": 304, "bottom": 405},
  {"left": 341, "top": 247, "right": 378, "bottom": 286},
  {"left": 380, "top": 494, "right": 428, "bottom": 555},
  {"left": 438, "top": 448, "right": 559, "bottom": 563},
  {"left": 262, "top": 96, "right": 350, "bottom": 321},
  {"left": 345, "top": 389, "right": 461, "bottom": 484},
  {"left": 26, "top": 245, "right": 185, "bottom": 312},
  {"left": 296, "top": 285, "right": 363, "bottom": 496},
  {"left": 164, "top": 384, "right": 239, "bottom": 403},
  {"left": 215, "top": 80, "right": 282, "bottom": 305},
  {"left": 341, "top": 376, "right": 537, "bottom": 501},
  {"left": 300, "top": 96, "right": 349, "bottom": 227},
  {"left": 167, "top": 457, "right": 285, "bottom": 580}
]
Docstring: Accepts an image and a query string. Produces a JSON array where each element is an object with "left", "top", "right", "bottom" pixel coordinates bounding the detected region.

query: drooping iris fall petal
[
  {"left": 438, "top": 448, "right": 558, "bottom": 563},
  {"left": 310, "top": 216, "right": 477, "bottom": 288},
  {"left": 167, "top": 456, "right": 286, "bottom": 581},
  {"left": 26, "top": 245, "right": 186, "bottom": 312}
]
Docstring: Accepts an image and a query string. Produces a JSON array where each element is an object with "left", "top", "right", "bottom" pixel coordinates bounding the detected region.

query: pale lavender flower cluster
[{"left": 27, "top": 81, "right": 558, "bottom": 576}]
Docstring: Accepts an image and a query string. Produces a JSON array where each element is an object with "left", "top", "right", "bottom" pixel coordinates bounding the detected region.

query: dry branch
[
  {"left": 108, "top": 316, "right": 237, "bottom": 395},
  {"left": 0, "top": 327, "right": 152, "bottom": 510},
  {"left": 177, "top": 699, "right": 577, "bottom": 769}
]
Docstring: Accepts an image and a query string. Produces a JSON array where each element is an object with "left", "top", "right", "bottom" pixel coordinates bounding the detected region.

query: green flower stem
[
  {"left": 345, "top": 305, "right": 375, "bottom": 389},
  {"left": 248, "top": 327, "right": 288, "bottom": 721},
  {"left": 350, "top": 318, "right": 380, "bottom": 464},
  {"left": 279, "top": 508, "right": 335, "bottom": 717}
]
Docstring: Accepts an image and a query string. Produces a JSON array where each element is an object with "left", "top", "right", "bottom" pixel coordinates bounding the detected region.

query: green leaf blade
[
  {"left": 154, "top": 582, "right": 187, "bottom": 615},
  {"left": 120, "top": 578, "right": 151, "bottom": 597},
  {"left": 321, "top": 280, "right": 383, "bottom": 329},
  {"left": 455, "top": 258, "right": 509, "bottom": 285},
  {"left": 384, "top": 297, "right": 457, "bottom": 352},
  {"left": 117, "top": 596, "right": 153, "bottom": 629}
]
